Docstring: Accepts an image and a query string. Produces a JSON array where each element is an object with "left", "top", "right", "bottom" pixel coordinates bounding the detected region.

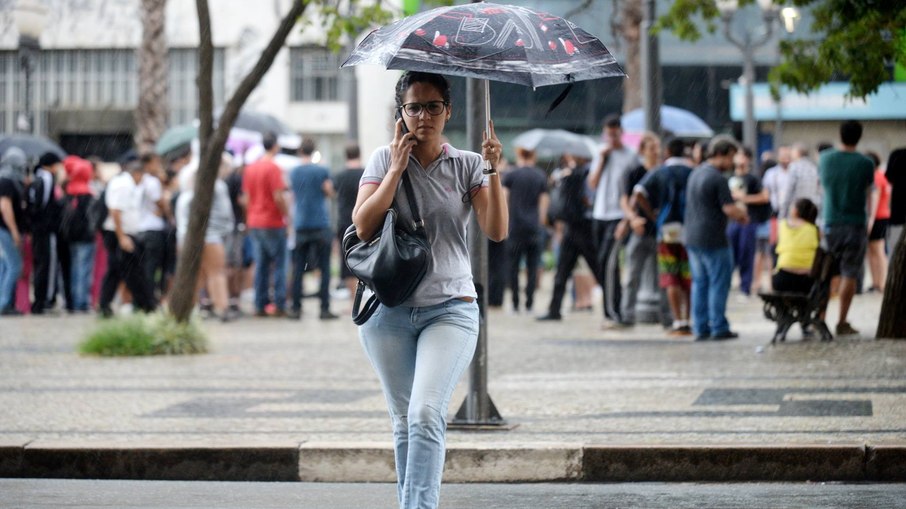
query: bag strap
[
  {"left": 400, "top": 171, "right": 424, "bottom": 230},
  {"left": 351, "top": 280, "right": 380, "bottom": 325}
]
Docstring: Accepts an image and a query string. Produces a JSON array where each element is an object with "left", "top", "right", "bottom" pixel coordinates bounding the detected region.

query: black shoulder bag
[{"left": 342, "top": 171, "right": 430, "bottom": 325}]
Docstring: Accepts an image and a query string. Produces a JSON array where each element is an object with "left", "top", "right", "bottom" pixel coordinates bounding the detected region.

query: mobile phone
[
  {"left": 395, "top": 109, "right": 410, "bottom": 135},
  {"left": 395, "top": 109, "right": 416, "bottom": 145}
]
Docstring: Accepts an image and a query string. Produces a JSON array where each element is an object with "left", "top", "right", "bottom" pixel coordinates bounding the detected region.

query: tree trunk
[
  {"left": 136, "top": 0, "right": 169, "bottom": 154},
  {"left": 877, "top": 227, "right": 906, "bottom": 338},
  {"left": 620, "top": 0, "right": 643, "bottom": 114},
  {"left": 168, "top": 0, "right": 307, "bottom": 322}
]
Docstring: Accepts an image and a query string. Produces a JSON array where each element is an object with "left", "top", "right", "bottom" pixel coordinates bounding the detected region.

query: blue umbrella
[{"left": 622, "top": 105, "right": 714, "bottom": 138}]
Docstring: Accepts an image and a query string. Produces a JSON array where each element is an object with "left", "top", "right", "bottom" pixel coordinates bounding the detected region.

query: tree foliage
[{"left": 656, "top": 0, "right": 906, "bottom": 98}]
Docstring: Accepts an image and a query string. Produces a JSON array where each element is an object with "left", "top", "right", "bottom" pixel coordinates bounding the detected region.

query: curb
[{"left": 1, "top": 441, "right": 904, "bottom": 482}]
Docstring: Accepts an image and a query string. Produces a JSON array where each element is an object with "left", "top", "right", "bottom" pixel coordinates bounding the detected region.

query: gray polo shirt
[{"left": 360, "top": 144, "right": 488, "bottom": 307}]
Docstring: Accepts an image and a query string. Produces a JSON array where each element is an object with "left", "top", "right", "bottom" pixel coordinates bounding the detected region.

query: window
[
  {"left": 0, "top": 48, "right": 225, "bottom": 133},
  {"left": 289, "top": 47, "right": 346, "bottom": 102}
]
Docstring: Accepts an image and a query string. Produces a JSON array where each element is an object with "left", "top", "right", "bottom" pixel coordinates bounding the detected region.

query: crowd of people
[
  {"left": 0, "top": 118, "right": 899, "bottom": 339},
  {"left": 492, "top": 117, "right": 899, "bottom": 340},
  {"left": 0, "top": 134, "right": 363, "bottom": 322}
]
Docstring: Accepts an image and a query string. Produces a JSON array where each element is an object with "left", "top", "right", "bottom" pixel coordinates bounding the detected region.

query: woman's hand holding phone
[{"left": 390, "top": 117, "right": 417, "bottom": 174}]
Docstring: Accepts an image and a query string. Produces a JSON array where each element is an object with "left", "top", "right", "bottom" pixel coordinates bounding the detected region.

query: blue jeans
[
  {"left": 359, "top": 299, "right": 479, "bottom": 509},
  {"left": 69, "top": 241, "right": 96, "bottom": 311},
  {"left": 727, "top": 221, "right": 757, "bottom": 295},
  {"left": 686, "top": 246, "right": 734, "bottom": 337},
  {"left": 250, "top": 228, "right": 287, "bottom": 312},
  {"left": 0, "top": 228, "right": 22, "bottom": 310}
]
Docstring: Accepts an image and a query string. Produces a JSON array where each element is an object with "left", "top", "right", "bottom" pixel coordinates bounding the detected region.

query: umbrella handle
[{"left": 483, "top": 79, "right": 492, "bottom": 172}]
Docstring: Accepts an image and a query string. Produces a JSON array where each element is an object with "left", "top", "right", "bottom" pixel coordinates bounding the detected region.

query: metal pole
[
  {"left": 18, "top": 42, "right": 35, "bottom": 134},
  {"left": 450, "top": 76, "right": 507, "bottom": 429},
  {"left": 640, "top": 0, "right": 662, "bottom": 135},
  {"left": 742, "top": 40, "right": 756, "bottom": 152}
]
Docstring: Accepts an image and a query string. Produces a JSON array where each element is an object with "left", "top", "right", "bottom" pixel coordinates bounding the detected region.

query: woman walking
[{"left": 352, "top": 71, "right": 507, "bottom": 509}]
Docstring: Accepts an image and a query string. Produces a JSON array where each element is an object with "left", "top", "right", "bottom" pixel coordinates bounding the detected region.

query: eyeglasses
[{"left": 400, "top": 101, "right": 448, "bottom": 117}]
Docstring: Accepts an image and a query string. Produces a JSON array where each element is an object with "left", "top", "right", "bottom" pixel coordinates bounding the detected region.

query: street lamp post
[
  {"left": 717, "top": 0, "right": 776, "bottom": 152},
  {"left": 14, "top": 0, "right": 48, "bottom": 134}
]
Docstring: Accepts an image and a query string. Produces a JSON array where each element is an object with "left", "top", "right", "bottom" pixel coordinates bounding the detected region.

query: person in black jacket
[{"left": 28, "top": 152, "right": 64, "bottom": 314}]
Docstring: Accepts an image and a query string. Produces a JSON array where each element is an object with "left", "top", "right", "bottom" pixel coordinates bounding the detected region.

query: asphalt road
[{"left": 2, "top": 480, "right": 905, "bottom": 509}]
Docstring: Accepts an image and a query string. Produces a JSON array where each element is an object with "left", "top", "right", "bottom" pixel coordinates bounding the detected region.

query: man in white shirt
[
  {"left": 98, "top": 154, "right": 157, "bottom": 317},
  {"left": 137, "top": 153, "right": 169, "bottom": 299},
  {"left": 588, "top": 114, "right": 639, "bottom": 326}
]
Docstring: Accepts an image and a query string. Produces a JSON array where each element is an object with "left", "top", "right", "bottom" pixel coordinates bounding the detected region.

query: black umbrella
[
  {"left": 341, "top": 2, "right": 624, "bottom": 166},
  {"left": 342, "top": 2, "right": 623, "bottom": 86},
  {"left": 0, "top": 133, "right": 66, "bottom": 164}
]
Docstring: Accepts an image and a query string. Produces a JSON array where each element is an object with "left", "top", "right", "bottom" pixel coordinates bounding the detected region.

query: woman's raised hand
[
  {"left": 482, "top": 119, "right": 502, "bottom": 169},
  {"left": 390, "top": 118, "right": 417, "bottom": 173}
]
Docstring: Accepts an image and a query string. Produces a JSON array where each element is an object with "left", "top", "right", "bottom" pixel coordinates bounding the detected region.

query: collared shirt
[
  {"left": 360, "top": 143, "right": 487, "bottom": 307},
  {"left": 103, "top": 172, "right": 144, "bottom": 235},
  {"left": 138, "top": 174, "right": 166, "bottom": 232}
]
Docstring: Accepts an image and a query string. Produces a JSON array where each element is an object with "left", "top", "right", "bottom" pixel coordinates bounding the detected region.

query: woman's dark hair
[
  {"left": 794, "top": 198, "right": 819, "bottom": 225},
  {"left": 394, "top": 72, "right": 451, "bottom": 108}
]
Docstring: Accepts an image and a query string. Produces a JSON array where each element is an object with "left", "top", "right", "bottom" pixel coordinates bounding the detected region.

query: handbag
[{"left": 342, "top": 171, "right": 431, "bottom": 325}]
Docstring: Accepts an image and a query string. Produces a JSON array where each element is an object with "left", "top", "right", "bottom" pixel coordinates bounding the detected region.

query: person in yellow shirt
[{"left": 772, "top": 198, "right": 819, "bottom": 293}]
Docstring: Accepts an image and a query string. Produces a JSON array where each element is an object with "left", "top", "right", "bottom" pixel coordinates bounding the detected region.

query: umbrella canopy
[
  {"left": 0, "top": 133, "right": 66, "bottom": 164},
  {"left": 156, "top": 111, "right": 302, "bottom": 158},
  {"left": 512, "top": 128, "right": 599, "bottom": 160},
  {"left": 221, "top": 111, "right": 301, "bottom": 150},
  {"left": 622, "top": 105, "right": 714, "bottom": 138},
  {"left": 155, "top": 123, "right": 198, "bottom": 156},
  {"left": 341, "top": 2, "right": 624, "bottom": 88}
]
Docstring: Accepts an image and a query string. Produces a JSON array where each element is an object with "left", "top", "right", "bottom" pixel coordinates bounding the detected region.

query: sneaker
[
  {"left": 694, "top": 334, "right": 711, "bottom": 341},
  {"left": 254, "top": 309, "right": 268, "bottom": 318},
  {"left": 668, "top": 325, "right": 693, "bottom": 337},
  {"left": 835, "top": 322, "right": 860, "bottom": 337},
  {"left": 0, "top": 307, "right": 23, "bottom": 317},
  {"left": 536, "top": 313, "right": 562, "bottom": 321},
  {"left": 601, "top": 319, "right": 631, "bottom": 330},
  {"left": 319, "top": 310, "right": 339, "bottom": 320},
  {"left": 711, "top": 331, "right": 740, "bottom": 340},
  {"left": 286, "top": 309, "right": 302, "bottom": 320}
]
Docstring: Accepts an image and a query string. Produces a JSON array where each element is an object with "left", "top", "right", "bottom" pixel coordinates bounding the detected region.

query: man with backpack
[
  {"left": 631, "top": 138, "right": 695, "bottom": 336},
  {"left": 28, "top": 152, "right": 65, "bottom": 314},
  {"left": 537, "top": 154, "right": 606, "bottom": 321}
]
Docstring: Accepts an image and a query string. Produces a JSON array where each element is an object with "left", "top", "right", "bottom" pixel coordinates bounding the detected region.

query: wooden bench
[{"left": 758, "top": 247, "right": 835, "bottom": 344}]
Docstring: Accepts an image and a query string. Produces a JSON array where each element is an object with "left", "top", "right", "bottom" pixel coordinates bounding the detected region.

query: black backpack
[
  {"left": 59, "top": 194, "right": 95, "bottom": 242},
  {"left": 87, "top": 189, "right": 108, "bottom": 233},
  {"left": 548, "top": 166, "right": 590, "bottom": 224}
]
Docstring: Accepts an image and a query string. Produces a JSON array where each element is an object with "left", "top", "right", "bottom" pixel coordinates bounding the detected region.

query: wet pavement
[
  {"left": 0, "top": 279, "right": 902, "bottom": 481},
  {"left": 3, "top": 479, "right": 906, "bottom": 509}
]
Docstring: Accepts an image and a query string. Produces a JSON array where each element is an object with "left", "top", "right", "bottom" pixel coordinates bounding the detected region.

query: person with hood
[
  {"left": 0, "top": 147, "right": 29, "bottom": 315},
  {"left": 60, "top": 157, "right": 97, "bottom": 312}
]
